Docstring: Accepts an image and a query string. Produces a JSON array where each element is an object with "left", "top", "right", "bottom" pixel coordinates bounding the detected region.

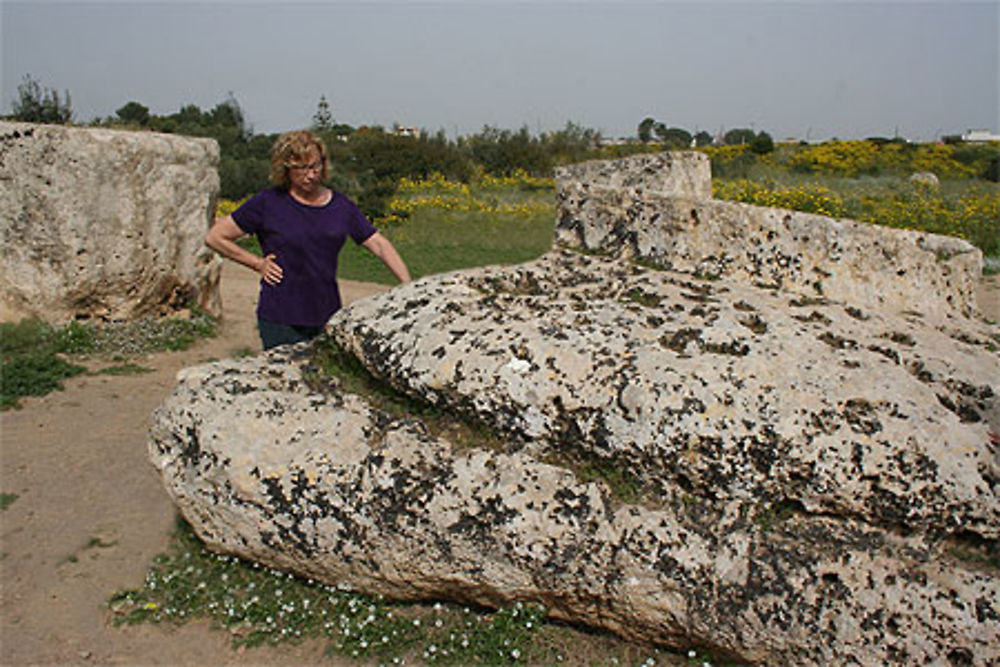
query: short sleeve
[
  {"left": 346, "top": 199, "right": 378, "bottom": 244},
  {"left": 231, "top": 190, "right": 271, "bottom": 235}
]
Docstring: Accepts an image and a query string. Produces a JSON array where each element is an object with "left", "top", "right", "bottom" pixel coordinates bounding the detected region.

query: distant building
[
  {"left": 393, "top": 126, "right": 422, "bottom": 139},
  {"left": 961, "top": 129, "right": 1000, "bottom": 143}
]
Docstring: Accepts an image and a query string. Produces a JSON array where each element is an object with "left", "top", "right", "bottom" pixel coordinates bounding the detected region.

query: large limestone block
[
  {"left": 555, "top": 151, "right": 712, "bottom": 200},
  {"left": 332, "top": 250, "right": 1000, "bottom": 541},
  {"left": 150, "top": 149, "right": 998, "bottom": 664},
  {"left": 150, "top": 342, "right": 1000, "bottom": 665},
  {"left": 556, "top": 153, "right": 983, "bottom": 321},
  {"left": 0, "top": 122, "right": 221, "bottom": 323}
]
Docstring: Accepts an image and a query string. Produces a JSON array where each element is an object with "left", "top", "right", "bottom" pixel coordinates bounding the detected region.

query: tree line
[
  {"left": 8, "top": 76, "right": 642, "bottom": 216},
  {"left": 7, "top": 75, "right": 997, "bottom": 217}
]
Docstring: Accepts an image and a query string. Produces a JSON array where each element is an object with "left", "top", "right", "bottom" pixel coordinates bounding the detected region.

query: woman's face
[{"left": 287, "top": 148, "right": 324, "bottom": 195}]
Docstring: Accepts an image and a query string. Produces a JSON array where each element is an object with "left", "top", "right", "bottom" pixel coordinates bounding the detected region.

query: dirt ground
[{"left": 0, "top": 264, "right": 997, "bottom": 667}]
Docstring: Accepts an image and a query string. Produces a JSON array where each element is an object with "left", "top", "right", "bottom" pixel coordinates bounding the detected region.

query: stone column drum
[{"left": 0, "top": 121, "right": 222, "bottom": 323}]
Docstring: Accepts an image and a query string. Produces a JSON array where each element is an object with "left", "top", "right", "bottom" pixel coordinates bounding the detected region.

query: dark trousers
[{"left": 257, "top": 317, "right": 323, "bottom": 351}]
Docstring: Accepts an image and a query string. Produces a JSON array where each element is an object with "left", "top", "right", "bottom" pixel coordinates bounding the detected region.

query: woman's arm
[
  {"left": 205, "top": 215, "right": 283, "bottom": 285},
  {"left": 361, "top": 232, "right": 411, "bottom": 283}
]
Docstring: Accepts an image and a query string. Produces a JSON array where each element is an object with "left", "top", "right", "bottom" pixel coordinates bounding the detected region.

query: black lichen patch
[
  {"left": 841, "top": 399, "right": 882, "bottom": 435},
  {"left": 886, "top": 332, "right": 916, "bottom": 347},
  {"left": 906, "top": 360, "right": 934, "bottom": 383},
  {"left": 703, "top": 340, "right": 751, "bottom": 357},
  {"left": 681, "top": 291, "right": 717, "bottom": 304},
  {"left": 942, "top": 531, "right": 1000, "bottom": 572},
  {"left": 793, "top": 311, "right": 832, "bottom": 325},
  {"left": 660, "top": 325, "right": 749, "bottom": 356},
  {"left": 661, "top": 328, "right": 703, "bottom": 354},
  {"left": 936, "top": 396, "right": 981, "bottom": 424},
  {"left": 789, "top": 296, "right": 829, "bottom": 308},
  {"left": 739, "top": 315, "right": 768, "bottom": 335},
  {"left": 818, "top": 332, "right": 858, "bottom": 350},
  {"left": 867, "top": 344, "right": 900, "bottom": 364}
]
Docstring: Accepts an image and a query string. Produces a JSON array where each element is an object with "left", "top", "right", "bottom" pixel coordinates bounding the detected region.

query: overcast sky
[{"left": 2, "top": 1, "right": 997, "bottom": 141}]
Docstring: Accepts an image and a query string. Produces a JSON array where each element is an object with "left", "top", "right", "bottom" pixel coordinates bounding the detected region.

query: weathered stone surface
[
  {"left": 0, "top": 121, "right": 221, "bottom": 323},
  {"left": 150, "top": 152, "right": 999, "bottom": 664},
  {"left": 332, "top": 250, "right": 999, "bottom": 542},
  {"left": 556, "top": 151, "right": 713, "bottom": 200},
  {"left": 556, "top": 153, "right": 982, "bottom": 321},
  {"left": 150, "top": 342, "right": 999, "bottom": 665}
]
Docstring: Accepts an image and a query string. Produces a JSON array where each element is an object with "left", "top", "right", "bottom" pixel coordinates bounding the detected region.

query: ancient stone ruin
[
  {"left": 150, "top": 152, "right": 999, "bottom": 665},
  {"left": 0, "top": 121, "right": 221, "bottom": 323}
]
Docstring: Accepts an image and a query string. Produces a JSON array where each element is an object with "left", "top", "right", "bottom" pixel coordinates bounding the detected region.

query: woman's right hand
[{"left": 257, "top": 254, "right": 284, "bottom": 285}]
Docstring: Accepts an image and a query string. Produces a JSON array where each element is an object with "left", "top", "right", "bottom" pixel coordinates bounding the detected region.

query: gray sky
[{"left": 2, "top": 0, "right": 998, "bottom": 141}]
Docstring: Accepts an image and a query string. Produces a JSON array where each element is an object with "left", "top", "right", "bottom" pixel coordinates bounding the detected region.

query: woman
[{"left": 206, "top": 130, "right": 410, "bottom": 350}]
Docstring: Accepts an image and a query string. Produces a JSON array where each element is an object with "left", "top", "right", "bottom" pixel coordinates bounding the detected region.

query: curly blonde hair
[{"left": 268, "top": 130, "right": 330, "bottom": 188}]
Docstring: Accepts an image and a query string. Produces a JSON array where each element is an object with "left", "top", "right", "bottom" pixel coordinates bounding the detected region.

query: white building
[{"left": 960, "top": 129, "right": 1000, "bottom": 143}]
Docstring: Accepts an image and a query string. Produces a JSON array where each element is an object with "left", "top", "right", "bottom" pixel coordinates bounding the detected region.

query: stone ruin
[
  {"left": 0, "top": 121, "right": 221, "bottom": 323},
  {"left": 150, "top": 152, "right": 999, "bottom": 665}
]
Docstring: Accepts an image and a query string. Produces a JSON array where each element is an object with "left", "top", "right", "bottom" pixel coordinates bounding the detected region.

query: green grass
[
  {"left": 338, "top": 205, "right": 556, "bottom": 284},
  {"left": 93, "top": 362, "right": 154, "bottom": 376},
  {"left": 1, "top": 319, "right": 90, "bottom": 410},
  {"left": 110, "top": 519, "right": 698, "bottom": 665}
]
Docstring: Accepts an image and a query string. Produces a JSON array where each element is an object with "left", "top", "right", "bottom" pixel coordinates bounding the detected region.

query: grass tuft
[{"left": 0, "top": 493, "right": 19, "bottom": 511}]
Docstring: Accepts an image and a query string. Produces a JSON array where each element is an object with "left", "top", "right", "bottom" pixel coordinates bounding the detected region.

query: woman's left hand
[{"left": 257, "top": 253, "right": 284, "bottom": 285}]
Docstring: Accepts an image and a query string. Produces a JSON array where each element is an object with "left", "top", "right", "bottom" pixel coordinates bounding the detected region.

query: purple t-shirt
[{"left": 232, "top": 188, "right": 377, "bottom": 326}]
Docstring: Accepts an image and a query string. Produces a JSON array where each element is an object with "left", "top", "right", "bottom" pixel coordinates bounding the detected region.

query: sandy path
[
  {"left": 0, "top": 262, "right": 997, "bottom": 666},
  {"left": 0, "top": 263, "right": 387, "bottom": 666}
]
